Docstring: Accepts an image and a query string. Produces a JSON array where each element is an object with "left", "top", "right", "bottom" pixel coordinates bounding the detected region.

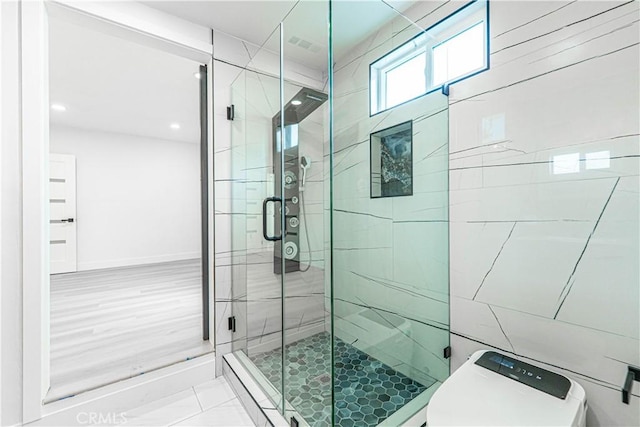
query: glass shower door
[
  {"left": 230, "top": 5, "right": 333, "bottom": 423},
  {"left": 229, "top": 28, "right": 286, "bottom": 412},
  {"left": 229, "top": 23, "right": 330, "bottom": 421}
]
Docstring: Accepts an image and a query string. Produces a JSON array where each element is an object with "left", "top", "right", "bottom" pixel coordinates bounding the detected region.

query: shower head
[
  {"left": 300, "top": 156, "right": 311, "bottom": 191},
  {"left": 300, "top": 156, "right": 311, "bottom": 169}
]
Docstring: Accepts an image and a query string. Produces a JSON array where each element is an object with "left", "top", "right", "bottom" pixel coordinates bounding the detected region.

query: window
[
  {"left": 385, "top": 53, "right": 426, "bottom": 108},
  {"left": 432, "top": 22, "right": 485, "bottom": 87},
  {"left": 370, "top": 0, "right": 488, "bottom": 115}
]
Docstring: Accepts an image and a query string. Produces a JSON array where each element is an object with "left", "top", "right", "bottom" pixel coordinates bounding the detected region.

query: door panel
[
  {"left": 49, "top": 153, "right": 77, "bottom": 274},
  {"left": 229, "top": 26, "right": 287, "bottom": 412}
]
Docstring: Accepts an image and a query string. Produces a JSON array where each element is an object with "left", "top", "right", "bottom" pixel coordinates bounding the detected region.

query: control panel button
[{"left": 475, "top": 351, "right": 571, "bottom": 400}]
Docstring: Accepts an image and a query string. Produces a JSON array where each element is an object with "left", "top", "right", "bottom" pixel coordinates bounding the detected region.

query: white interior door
[{"left": 50, "top": 153, "right": 77, "bottom": 274}]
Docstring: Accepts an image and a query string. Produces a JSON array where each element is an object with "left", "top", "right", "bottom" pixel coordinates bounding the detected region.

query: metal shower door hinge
[
  {"left": 228, "top": 316, "right": 236, "bottom": 332},
  {"left": 227, "top": 105, "right": 235, "bottom": 120},
  {"left": 444, "top": 346, "right": 452, "bottom": 359},
  {"left": 622, "top": 365, "right": 640, "bottom": 404}
]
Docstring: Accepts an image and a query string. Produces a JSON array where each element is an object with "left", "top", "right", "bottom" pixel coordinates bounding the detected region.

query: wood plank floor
[{"left": 48, "top": 259, "right": 213, "bottom": 402}]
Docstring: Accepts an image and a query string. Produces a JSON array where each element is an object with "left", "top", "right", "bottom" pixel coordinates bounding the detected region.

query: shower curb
[{"left": 223, "top": 353, "right": 288, "bottom": 427}]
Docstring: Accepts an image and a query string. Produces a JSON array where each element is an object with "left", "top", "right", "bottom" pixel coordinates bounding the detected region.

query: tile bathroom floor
[
  {"left": 51, "top": 331, "right": 434, "bottom": 427},
  {"left": 86, "top": 376, "right": 254, "bottom": 426},
  {"left": 250, "top": 332, "right": 434, "bottom": 427}
]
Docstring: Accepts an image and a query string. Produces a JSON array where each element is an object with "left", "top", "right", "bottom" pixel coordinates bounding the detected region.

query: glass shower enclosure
[{"left": 225, "top": 1, "right": 450, "bottom": 425}]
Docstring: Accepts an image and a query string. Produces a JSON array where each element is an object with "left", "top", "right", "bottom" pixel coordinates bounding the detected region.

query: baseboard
[
  {"left": 75, "top": 252, "right": 200, "bottom": 272},
  {"left": 26, "top": 353, "right": 215, "bottom": 426}
]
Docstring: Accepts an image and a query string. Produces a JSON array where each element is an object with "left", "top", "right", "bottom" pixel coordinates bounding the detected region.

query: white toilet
[{"left": 427, "top": 350, "right": 588, "bottom": 427}]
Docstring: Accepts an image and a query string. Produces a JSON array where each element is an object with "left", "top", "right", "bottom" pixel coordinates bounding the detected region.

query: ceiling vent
[
  {"left": 288, "top": 36, "right": 321, "bottom": 53},
  {"left": 298, "top": 39, "right": 311, "bottom": 49}
]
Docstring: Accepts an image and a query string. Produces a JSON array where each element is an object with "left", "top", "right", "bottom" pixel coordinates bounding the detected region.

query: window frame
[{"left": 369, "top": 0, "right": 490, "bottom": 116}]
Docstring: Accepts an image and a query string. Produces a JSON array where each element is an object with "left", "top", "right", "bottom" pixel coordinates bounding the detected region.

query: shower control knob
[
  {"left": 291, "top": 196, "right": 299, "bottom": 204},
  {"left": 289, "top": 217, "right": 299, "bottom": 228},
  {"left": 285, "top": 175, "right": 293, "bottom": 184}
]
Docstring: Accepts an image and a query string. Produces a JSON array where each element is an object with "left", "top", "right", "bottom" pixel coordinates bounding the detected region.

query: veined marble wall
[
  {"left": 332, "top": 2, "right": 451, "bottom": 388},
  {"left": 438, "top": 1, "right": 638, "bottom": 426}
]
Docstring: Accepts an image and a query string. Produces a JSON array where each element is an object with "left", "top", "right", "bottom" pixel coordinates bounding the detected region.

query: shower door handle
[{"left": 262, "top": 196, "right": 282, "bottom": 241}]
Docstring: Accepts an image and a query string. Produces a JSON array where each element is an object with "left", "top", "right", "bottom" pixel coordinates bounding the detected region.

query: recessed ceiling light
[
  {"left": 291, "top": 100, "right": 302, "bottom": 106},
  {"left": 51, "top": 104, "right": 67, "bottom": 112},
  {"left": 194, "top": 72, "right": 201, "bottom": 79},
  {"left": 170, "top": 123, "right": 181, "bottom": 130}
]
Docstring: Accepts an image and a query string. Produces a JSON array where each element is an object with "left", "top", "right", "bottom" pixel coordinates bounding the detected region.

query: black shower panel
[{"left": 270, "top": 88, "right": 327, "bottom": 274}]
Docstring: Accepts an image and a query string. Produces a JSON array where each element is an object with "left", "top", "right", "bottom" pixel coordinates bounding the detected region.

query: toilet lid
[{"left": 427, "top": 351, "right": 585, "bottom": 426}]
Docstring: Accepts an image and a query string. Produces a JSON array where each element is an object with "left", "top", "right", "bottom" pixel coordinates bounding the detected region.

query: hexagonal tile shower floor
[{"left": 250, "top": 332, "right": 434, "bottom": 426}]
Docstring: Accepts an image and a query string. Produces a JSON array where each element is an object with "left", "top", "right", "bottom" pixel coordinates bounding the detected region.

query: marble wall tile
[
  {"left": 450, "top": 177, "right": 627, "bottom": 223},
  {"left": 213, "top": 30, "right": 257, "bottom": 70},
  {"left": 555, "top": 175, "right": 639, "bottom": 338},
  {"left": 392, "top": 222, "right": 449, "bottom": 299},
  {"left": 450, "top": 221, "right": 518, "bottom": 299},
  {"left": 448, "top": 1, "right": 639, "bottom": 425},
  {"left": 473, "top": 220, "right": 596, "bottom": 317}
]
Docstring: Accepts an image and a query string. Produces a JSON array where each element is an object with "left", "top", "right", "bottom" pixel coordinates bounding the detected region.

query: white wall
[
  {"left": 1, "top": 1, "right": 23, "bottom": 425},
  {"left": 50, "top": 125, "right": 201, "bottom": 271}
]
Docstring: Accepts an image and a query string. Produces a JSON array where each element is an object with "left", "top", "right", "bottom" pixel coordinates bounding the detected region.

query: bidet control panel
[{"left": 475, "top": 351, "right": 571, "bottom": 399}]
